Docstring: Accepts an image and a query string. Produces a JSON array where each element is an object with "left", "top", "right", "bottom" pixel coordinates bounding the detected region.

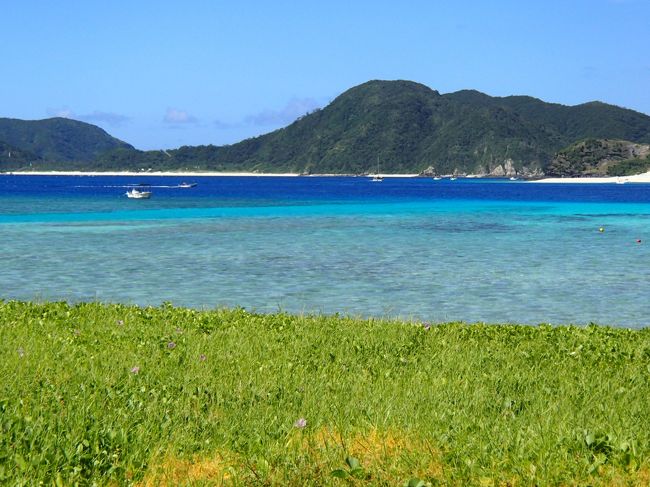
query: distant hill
[
  {"left": 547, "top": 139, "right": 650, "bottom": 177},
  {"left": 97, "top": 80, "right": 650, "bottom": 176},
  {"left": 3, "top": 80, "right": 650, "bottom": 175},
  {"left": 0, "top": 117, "right": 132, "bottom": 166}
]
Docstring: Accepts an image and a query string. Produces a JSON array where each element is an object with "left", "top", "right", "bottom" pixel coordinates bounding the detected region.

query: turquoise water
[{"left": 1, "top": 175, "right": 649, "bottom": 327}]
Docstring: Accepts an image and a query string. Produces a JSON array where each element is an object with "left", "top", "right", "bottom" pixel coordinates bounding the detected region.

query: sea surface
[{"left": 1, "top": 175, "right": 649, "bottom": 327}]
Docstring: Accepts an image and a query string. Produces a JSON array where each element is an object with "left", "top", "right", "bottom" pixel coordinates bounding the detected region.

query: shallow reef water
[{"left": 1, "top": 175, "right": 649, "bottom": 327}]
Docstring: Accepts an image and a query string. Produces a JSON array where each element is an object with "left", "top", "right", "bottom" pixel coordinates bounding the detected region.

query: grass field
[{"left": 1, "top": 301, "right": 649, "bottom": 485}]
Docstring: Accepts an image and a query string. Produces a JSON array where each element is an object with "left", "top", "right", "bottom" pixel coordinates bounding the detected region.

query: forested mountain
[
  {"left": 2, "top": 80, "right": 650, "bottom": 176},
  {"left": 0, "top": 117, "right": 132, "bottom": 165}
]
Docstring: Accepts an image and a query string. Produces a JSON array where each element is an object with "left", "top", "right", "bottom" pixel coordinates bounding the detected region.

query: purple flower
[
  {"left": 199, "top": 354, "right": 207, "bottom": 362},
  {"left": 294, "top": 417, "right": 307, "bottom": 429},
  {"left": 130, "top": 366, "right": 140, "bottom": 374},
  {"left": 422, "top": 322, "right": 432, "bottom": 330},
  {"left": 167, "top": 341, "right": 176, "bottom": 350}
]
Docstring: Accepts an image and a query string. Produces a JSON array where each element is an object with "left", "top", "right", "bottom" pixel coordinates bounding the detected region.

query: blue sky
[{"left": 2, "top": 0, "right": 649, "bottom": 150}]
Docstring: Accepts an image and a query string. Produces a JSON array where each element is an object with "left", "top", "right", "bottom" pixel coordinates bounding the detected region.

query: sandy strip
[
  {"left": 534, "top": 171, "right": 650, "bottom": 184},
  {"left": 8, "top": 170, "right": 650, "bottom": 182},
  {"left": 4, "top": 170, "right": 302, "bottom": 177},
  {"left": 4, "top": 170, "right": 424, "bottom": 178},
  {"left": 370, "top": 173, "right": 419, "bottom": 178}
]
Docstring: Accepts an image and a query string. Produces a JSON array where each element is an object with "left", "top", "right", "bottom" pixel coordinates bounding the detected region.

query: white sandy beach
[
  {"left": 5, "top": 170, "right": 650, "bottom": 182},
  {"left": 534, "top": 171, "right": 650, "bottom": 183},
  {"left": 4, "top": 170, "right": 302, "bottom": 177},
  {"left": 3, "top": 170, "right": 422, "bottom": 178}
]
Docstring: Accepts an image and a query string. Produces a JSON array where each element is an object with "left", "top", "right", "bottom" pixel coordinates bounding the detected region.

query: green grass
[{"left": 1, "top": 301, "right": 650, "bottom": 485}]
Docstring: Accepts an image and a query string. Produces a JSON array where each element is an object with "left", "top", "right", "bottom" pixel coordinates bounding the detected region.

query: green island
[
  {"left": 2, "top": 80, "right": 650, "bottom": 177},
  {"left": 2, "top": 300, "right": 649, "bottom": 485}
]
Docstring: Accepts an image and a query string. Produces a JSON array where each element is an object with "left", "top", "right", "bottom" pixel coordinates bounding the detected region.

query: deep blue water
[{"left": 1, "top": 175, "right": 649, "bottom": 327}]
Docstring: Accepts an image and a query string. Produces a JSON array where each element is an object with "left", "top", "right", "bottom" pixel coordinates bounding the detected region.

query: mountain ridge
[
  {"left": 2, "top": 80, "right": 650, "bottom": 176},
  {"left": 0, "top": 117, "right": 133, "bottom": 167}
]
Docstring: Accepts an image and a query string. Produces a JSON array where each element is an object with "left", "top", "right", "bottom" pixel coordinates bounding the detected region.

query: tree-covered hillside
[
  {"left": 96, "top": 81, "right": 650, "bottom": 175},
  {"left": 3, "top": 80, "right": 650, "bottom": 175},
  {"left": 547, "top": 139, "right": 650, "bottom": 177},
  {"left": 0, "top": 117, "right": 133, "bottom": 164},
  {"left": 0, "top": 140, "right": 38, "bottom": 170}
]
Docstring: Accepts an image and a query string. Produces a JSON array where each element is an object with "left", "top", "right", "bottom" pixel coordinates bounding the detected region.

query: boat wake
[{"left": 73, "top": 184, "right": 190, "bottom": 188}]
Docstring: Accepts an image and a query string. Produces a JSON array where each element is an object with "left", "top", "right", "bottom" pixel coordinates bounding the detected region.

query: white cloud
[
  {"left": 163, "top": 108, "right": 198, "bottom": 124},
  {"left": 47, "top": 107, "right": 75, "bottom": 119},
  {"left": 213, "top": 119, "right": 236, "bottom": 129},
  {"left": 79, "top": 110, "right": 130, "bottom": 127},
  {"left": 245, "top": 97, "right": 321, "bottom": 126},
  {"left": 46, "top": 107, "right": 130, "bottom": 127}
]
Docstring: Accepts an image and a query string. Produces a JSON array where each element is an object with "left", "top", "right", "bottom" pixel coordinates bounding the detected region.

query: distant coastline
[
  {"left": 3, "top": 170, "right": 420, "bottom": 178},
  {"left": 3, "top": 81, "right": 650, "bottom": 180},
  {"left": 4, "top": 170, "right": 650, "bottom": 182},
  {"left": 3, "top": 170, "right": 303, "bottom": 177},
  {"left": 534, "top": 171, "right": 650, "bottom": 183}
]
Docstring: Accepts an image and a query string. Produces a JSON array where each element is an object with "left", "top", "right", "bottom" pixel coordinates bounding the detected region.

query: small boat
[
  {"left": 371, "top": 156, "right": 383, "bottom": 182},
  {"left": 450, "top": 177, "right": 457, "bottom": 181},
  {"left": 433, "top": 176, "right": 441, "bottom": 181},
  {"left": 126, "top": 188, "right": 152, "bottom": 199},
  {"left": 509, "top": 177, "right": 518, "bottom": 181},
  {"left": 178, "top": 182, "right": 197, "bottom": 188}
]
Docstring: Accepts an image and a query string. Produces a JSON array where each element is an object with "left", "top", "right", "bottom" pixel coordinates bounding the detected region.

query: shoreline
[
  {"left": 4, "top": 169, "right": 650, "bottom": 182},
  {"left": 533, "top": 171, "right": 650, "bottom": 184},
  {"left": 2, "top": 170, "right": 304, "bottom": 177},
  {"left": 2, "top": 170, "right": 419, "bottom": 178}
]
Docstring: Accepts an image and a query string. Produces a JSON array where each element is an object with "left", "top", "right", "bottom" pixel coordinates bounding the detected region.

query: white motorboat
[
  {"left": 126, "top": 188, "right": 152, "bottom": 199},
  {"left": 178, "top": 182, "right": 197, "bottom": 188}
]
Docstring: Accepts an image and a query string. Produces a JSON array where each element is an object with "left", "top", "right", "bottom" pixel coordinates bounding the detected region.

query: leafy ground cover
[{"left": 1, "top": 301, "right": 649, "bottom": 485}]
